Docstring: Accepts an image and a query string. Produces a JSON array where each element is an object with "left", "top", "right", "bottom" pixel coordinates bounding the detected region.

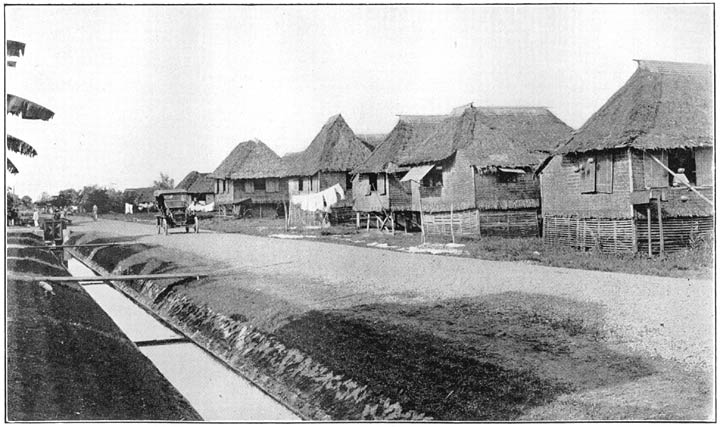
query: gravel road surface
[{"left": 71, "top": 218, "right": 715, "bottom": 370}]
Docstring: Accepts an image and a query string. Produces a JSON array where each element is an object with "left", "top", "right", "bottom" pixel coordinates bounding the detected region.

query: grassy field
[{"left": 96, "top": 213, "right": 713, "bottom": 279}]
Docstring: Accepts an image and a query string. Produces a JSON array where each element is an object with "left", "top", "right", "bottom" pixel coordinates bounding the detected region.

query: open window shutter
[
  {"left": 378, "top": 173, "right": 387, "bottom": 195},
  {"left": 643, "top": 151, "right": 669, "bottom": 188},
  {"left": 595, "top": 152, "right": 613, "bottom": 193},
  {"left": 695, "top": 147, "right": 714, "bottom": 187},
  {"left": 579, "top": 157, "right": 596, "bottom": 193},
  {"left": 244, "top": 180, "right": 254, "bottom": 193}
]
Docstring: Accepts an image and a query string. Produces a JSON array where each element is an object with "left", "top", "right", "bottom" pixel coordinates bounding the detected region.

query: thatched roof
[
  {"left": 124, "top": 187, "right": 155, "bottom": 203},
  {"left": 354, "top": 115, "right": 448, "bottom": 173},
  {"left": 357, "top": 133, "right": 387, "bottom": 150},
  {"left": 556, "top": 59, "right": 713, "bottom": 154},
  {"left": 286, "top": 114, "right": 371, "bottom": 176},
  {"left": 399, "top": 106, "right": 573, "bottom": 169},
  {"left": 210, "top": 139, "right": 288, "bottom": 179},
  {"left": 176, "top": 171, "right": 215, "bottom": 193}
]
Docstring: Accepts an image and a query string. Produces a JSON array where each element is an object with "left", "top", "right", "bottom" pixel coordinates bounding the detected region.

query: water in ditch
[{"left": 66, "top": 258, "right": 300, "bottom": 421}]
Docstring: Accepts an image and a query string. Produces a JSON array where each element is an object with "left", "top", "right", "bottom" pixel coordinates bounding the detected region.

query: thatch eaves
[
  {"left": 210, "top": 139, "right": 288, "bottom": 180},
  {"left": 177, "top": 171, "right": 215, "bottom": 193},
  {"left": 556, "top": 59, "right": 713, "bottom": 155},
  {"left": 286, "top": 114, "right": 371, "bottom": 177},
  {"left": 399, "top": 106, "right": 573, "bottom": 169},
  {"left": 354, "top": 115, "right": 448, "bottom": 174}
]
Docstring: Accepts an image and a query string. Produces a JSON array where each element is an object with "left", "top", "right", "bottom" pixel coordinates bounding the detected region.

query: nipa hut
[
  {"left": 286, "top": 114, "right": 373, "bottom": 226},
  {"left": 209, "top": 139, "right": 289, "bottom": 217},
  {"left": 537, "top": 60, "right": 714, "bottom": 254},
  {"left": 354, "top": 105, "right": 573, "bottom": 237},
  {"left": 175, "top": 171, "right": 215, "bottom": 204},
  {"left": 353, "top": 115, "right": 448, "bottom": 231},
  {"left": 123, "top": 187, "right": 156, "bottom": 211}
]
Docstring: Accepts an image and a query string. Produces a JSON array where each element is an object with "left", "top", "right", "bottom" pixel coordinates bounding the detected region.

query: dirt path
[{"left": 70, "top": 217, "right": 714, "bottom": 370}]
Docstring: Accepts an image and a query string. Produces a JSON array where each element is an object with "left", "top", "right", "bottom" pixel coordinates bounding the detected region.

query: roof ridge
[{"left": 634, "top": 59, "right": 711, "bottom": 75}]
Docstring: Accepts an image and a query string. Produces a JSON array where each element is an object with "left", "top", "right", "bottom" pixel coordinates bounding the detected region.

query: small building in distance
[
  {"left": 210, "top": 139, "right": 289, "bottom": 217},
  {"left": 175, "top": 171, "right": 215, "bottom": 204},
  {"left": 285, "top": 114, "right": 373, "bottom": 226},
  {"left": 123, "top": 187, "right": 156, "bottom": 211},
  {"left": 538, "top": 59, "right": 713, "bottom": 254}
]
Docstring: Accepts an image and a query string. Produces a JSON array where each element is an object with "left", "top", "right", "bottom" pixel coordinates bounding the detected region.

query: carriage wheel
[{"left": 194, "top": 217, "right": 200, "bottom": 233}]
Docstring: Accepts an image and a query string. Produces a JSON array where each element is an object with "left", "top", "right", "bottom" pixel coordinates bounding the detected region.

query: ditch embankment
[
  {"left": 6, "top": 232, "right": 201, "bottom": 421},
  {"left": 64, "top": 229, "right": 714, "bottom": 421}
]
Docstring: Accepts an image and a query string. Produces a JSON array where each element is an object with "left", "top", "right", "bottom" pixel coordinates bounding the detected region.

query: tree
[
  {"left": 20, "top": 195, "right": 33, "bottom": 209},
  {"left": 54, "top": 188, "right": 80, "bottom": 208},
  {"left": 153, "top": 172, "right": 174, "bottom": 190},
  {"left": 6, "top": 41, "right": 54, "bottom": 174}
]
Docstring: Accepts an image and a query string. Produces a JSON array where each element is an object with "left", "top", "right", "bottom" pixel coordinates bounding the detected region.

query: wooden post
[
  {"left": 477, "top": 210, "right": 481, "bottom": 238},
  {"left": 283, "top": 201, "right": 288, "bottom": 231},
  {"left": 450, "top": 203, "right": 455, "bottom": 244},
  {"left": 647, "top": 205, "right": 652, "bottom": 257},
  {"left": 419, "top": 196, "right": 425, "bottom": 245},
  {"left": 657, "top": 199, "right": 664, "bottom": 255},
  {"left": 366, "top": 213, "right": 370, "bottom": 232},
  {"left": 391, "top": 212, "right": 395, "bottom": 235},
  {"left": 356, "top": 212, "right": 360, "bottom": 229}
]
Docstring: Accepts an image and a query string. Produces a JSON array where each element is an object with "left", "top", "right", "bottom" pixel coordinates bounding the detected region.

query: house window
[
  {"left": 498, "top": 171, "right": 519, "bottom": 183},
  {"left": 369, "top": 174, "right": 378, "bottom": 191},
  {"left": 266, "top": 179, "right": 279, "bottom": 193},
  {"left": 346, "top": 173, "right": 353, "bottom": 190},
  {"left": 595, "top": 152, "right": 613, "bottom": 193},
  {"left": 378, "top": 173, "right": 387, "bottom": 195},
  {"left": 254, "top": 179, "right": 266, "bottom": 191},
  {"left": 298, "top": 178, "right": 304, "bottom": 191},
  {"left": 422, "top": 166, "right": 443, "bottom": 187},
  {"left": 222, "top": 180, "right": 227, "bottom": 193},
  {"left": 643, "top": 151, "right": 669, "bottom": 188},
  {"left": 244, "top": 180, "right": 254, "bottom": 193},
  {"left": 216, "top": 180, "right": 220, "bottom": 193},
  {"left": 667, "top": 149, "right": 697, "bottom": 187}
]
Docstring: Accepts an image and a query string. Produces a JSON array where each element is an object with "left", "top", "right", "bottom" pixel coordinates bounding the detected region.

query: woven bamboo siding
[
  {"left": 414, "top": 153, "right": 476, "bottom": 212},
  {"left": 423, "top": 209, "right": 479, "bottom": 236},
  {"left": 636, "top": 216, "right": 713, "bottom": 254},
  {"left": 540, "top": 149, "right": 633, "bottom": 219},
  {"left": 214, "top": 179, "right": 235, "bottom": 205},
  {"left": 352, "top": 174, "right": 390, "bottom": 212},
  {"left": 474, "top": 170, "right": 540, "bottom": 210},
  {"left": 233, "top": 178, "right": 289, "bottom": 204},
  {"left": 631, "top": 149, "right": 646, "bottom": 191},
  {"left": 542, "top": 216, "right": 636, "bottom": 254},
  {"left": 479, "top": 210, "right": 540, "bottom": 237},
  {"left": 319, "top": 171, "right": 354, "bottom": 208},
  {"left": 388, "top": 173, "right": 412, "bottom": 210}
]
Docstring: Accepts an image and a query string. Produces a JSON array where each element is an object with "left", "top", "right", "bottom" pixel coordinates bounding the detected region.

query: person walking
[
  {"left": 32, "top": 208, "right": 40, "bottom": 228},
  {"left": 92, "top": 204, "right": 98, "bottom": 221}
]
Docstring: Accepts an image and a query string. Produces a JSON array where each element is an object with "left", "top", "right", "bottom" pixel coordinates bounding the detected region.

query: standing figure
[
  {"left": 92, "top": 204, "right": 98, "bottom": 221},
  {"left": 32, "top": 208, "right": 40, "bottom": 228}
]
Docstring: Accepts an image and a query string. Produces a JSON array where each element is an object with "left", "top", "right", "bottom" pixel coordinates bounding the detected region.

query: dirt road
[{"left": 71, "top": 218, "right": 714, "bottom": 370}]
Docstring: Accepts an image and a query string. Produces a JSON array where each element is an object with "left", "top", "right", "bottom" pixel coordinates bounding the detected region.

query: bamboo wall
[
  {"left": 288, "top": 204, "right": 354, "bottom": 227},
  {"left": 474, "top": 170, "right": 540, "bottom": 210},
  {"left": 478, "top": 210, "right": 540, "bottom": 237},
  {"left": 423, "top": 209, "right": 539, "bottom": 238},
  {"left": 636, "top": 216, "right": 713, "bottom": 254},
  {"left": 542, "top": 216, "right": 636, "bottom": 254},
  {"left": 414, "top": 153, "right": 476, "bottom": 212},
  {"left": 233, "top": 178, "right": 289, "bottom": 204},
  {"left": 540, "top": 149, "right": 634, "bottom": 219}
]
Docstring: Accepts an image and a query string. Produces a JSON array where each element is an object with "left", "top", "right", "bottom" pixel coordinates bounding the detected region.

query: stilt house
[
  {"left": 175, "top": 171, "right": 215, "bottom": 204},
  {"left": 210, "top": 139, "right": 289, "bottom": 217},
  {"left": 353, "top": 115, "right": 449, "bottom": 230},
  {"left": 286, "top": 114, "right": 373, "bottom": 225},
  {"left": 354, "top": 106, "right": 572, "bottom": 236},
  {"left": 538, "top": 60, "right": 713, "bottom": 254}
]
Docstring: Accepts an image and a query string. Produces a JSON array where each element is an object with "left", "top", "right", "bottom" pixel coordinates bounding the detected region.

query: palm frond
[
  {"left": 7, "top": 135, "right": 37, "bottom": 157},
  {"left": 7, "top": 158, "right": 19, "bottom": 174}
]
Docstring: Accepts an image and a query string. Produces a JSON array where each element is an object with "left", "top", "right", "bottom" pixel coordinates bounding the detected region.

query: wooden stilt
[
  {"left": 366, "top": 213, "right": 370, "bottom": 232},
  {"left": 657, "top": 199, "right": 664, "bottom": 255},
  {"left": 419, "top": 197, "right": 425, "bottom": 245},
  {"left": 450, "top": 203, "right": 455, "bottom": 244},
  {"left": 647, "top": 205, "right": 652, "bottom": 257},
  {"left": 391, "top": 212, "right": 395, "bottom": 235},
  {"left": 283, "top": 201, "right": 288, "bottom": 231},
  {"left": 356, "top": 212, "right": 360, "bottom": 229}
]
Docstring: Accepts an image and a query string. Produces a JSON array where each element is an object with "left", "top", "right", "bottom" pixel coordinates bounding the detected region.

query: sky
[{"left": 5, "top": 4, "right": 714, "bottom": 200}]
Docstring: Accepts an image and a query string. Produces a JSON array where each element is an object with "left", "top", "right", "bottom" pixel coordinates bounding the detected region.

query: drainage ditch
[{"left": 65, "top": 257, "right": 301, "bottom": 421}]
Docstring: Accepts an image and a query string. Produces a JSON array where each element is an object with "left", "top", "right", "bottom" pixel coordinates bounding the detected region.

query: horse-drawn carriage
[{"left": 154, "top": 189, "right": 199, "bottom": 235}]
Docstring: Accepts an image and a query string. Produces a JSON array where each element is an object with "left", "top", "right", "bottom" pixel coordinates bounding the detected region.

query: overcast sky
[{"left": 6, "top": 4, "right": 713, "bottom": 199}]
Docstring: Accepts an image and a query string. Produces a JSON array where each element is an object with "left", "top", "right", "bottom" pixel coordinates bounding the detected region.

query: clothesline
[{"left": 290, "top": 183, "right": 346, "bottom": 212}]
